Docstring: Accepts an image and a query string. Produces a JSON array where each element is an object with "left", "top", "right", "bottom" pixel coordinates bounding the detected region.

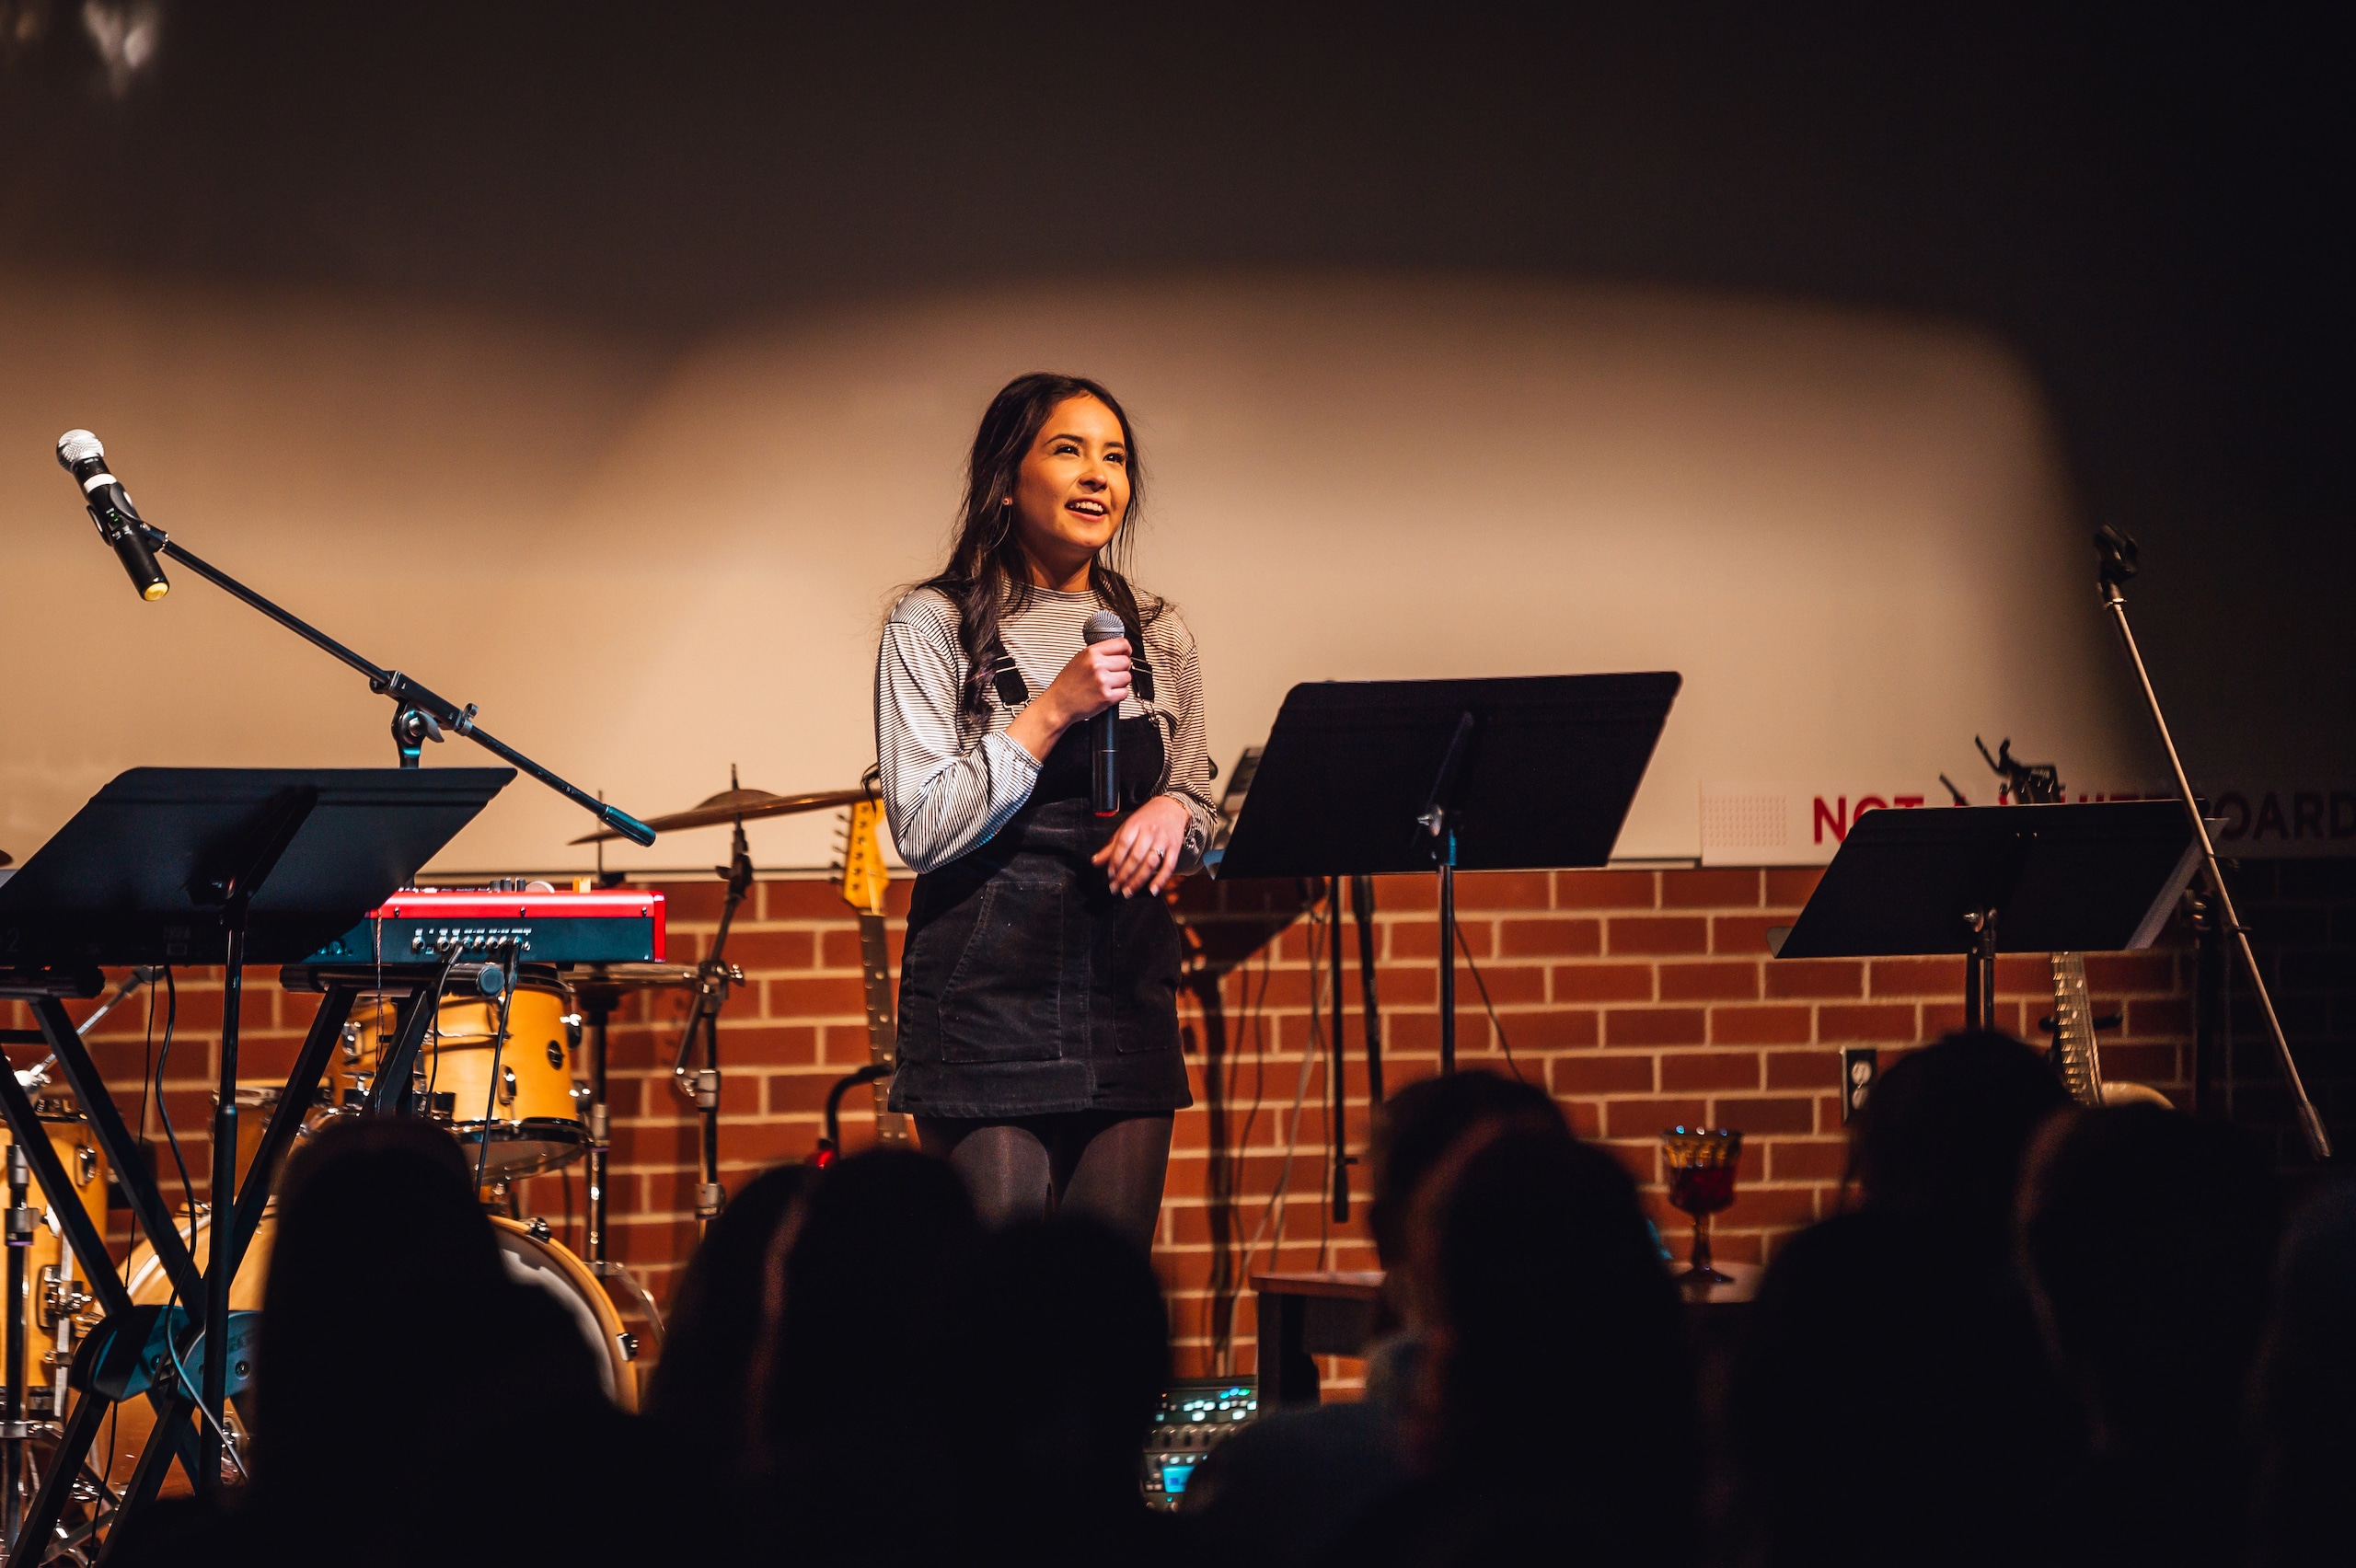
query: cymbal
[{"left": 569, "top": 785, "right": 876, "bottom": 844}]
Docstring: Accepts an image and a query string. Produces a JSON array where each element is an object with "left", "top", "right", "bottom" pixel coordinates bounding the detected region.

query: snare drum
[{"left": 343, "top": 973, "right": 588, "bottom": 1180}]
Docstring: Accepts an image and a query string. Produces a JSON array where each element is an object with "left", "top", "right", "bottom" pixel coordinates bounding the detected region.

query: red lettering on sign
[
  {"left": 1814, "top": 796, "right": 1848, "bottom": 845},
  {"left": 1854, "top": 796, "right": 1889, "bottom": 821},
  {"left": 1895, "top": 796, "right": 1924, "bottom": 809}
]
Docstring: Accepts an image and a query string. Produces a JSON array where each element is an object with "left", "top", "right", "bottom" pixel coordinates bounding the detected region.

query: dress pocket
[
  {"left": 1112, "top": 895, "right": 1183, "bottom": 1055},
  {"left": 936, "top": 872, "right": 1069, "bottom": 1064}
]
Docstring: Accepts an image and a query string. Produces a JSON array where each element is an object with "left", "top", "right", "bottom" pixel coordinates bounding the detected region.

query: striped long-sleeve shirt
[{"left": 875, "top": 584, "right": 1218, "bottom": 874}]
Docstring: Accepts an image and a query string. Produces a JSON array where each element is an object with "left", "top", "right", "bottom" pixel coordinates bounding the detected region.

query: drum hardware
[
  {"left": 525, "top": 1218, "right": 550, "bottom": 1242},
  {"left": 577, "top": 769, "right": 881, "bottom": 1228},
  {"left": 569, "top": 962, "right": 698, "bottom": 1270}
]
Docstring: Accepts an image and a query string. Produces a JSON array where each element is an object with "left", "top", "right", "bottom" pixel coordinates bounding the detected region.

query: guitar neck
[
  {"left": 858, "top": 911, "right": 897, "bottom": 1070},
  {"left": 858, "top": 910, "right": 910, "bottom": 1143},
  {"left": 2048, "top": 951, "right": 2105, "bottom": 1108}
]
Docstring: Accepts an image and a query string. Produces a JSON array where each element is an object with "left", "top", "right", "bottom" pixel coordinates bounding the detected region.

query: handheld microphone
[
  {"left": 56, "top": 430, "right": 169, "bottom": 601},
  {"left": 1084, "top": 609, "right": 1126, "bottom": 816}
]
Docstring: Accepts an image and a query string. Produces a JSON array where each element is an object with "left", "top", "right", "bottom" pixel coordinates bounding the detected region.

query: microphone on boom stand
[
  {"left": 57, "top": 430, "right": 169, "bottom": 602},
  {"left": 1085, "top": 609, "right": 1126, "bottom": 816}
]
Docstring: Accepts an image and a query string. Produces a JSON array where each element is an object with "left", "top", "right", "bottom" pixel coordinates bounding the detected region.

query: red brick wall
[{"left": 12, "top": 865, "right": 2212, "bottom": 1389}]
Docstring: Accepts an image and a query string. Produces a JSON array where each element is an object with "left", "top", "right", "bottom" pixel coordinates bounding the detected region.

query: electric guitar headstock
[{"left": 838, "top": 797, "right": 891, "bottom": 917}]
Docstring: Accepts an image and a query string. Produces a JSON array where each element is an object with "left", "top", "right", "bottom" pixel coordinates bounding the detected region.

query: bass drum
[{"left": 101, "top": 1210, "right": 636, "bottom": 1493}]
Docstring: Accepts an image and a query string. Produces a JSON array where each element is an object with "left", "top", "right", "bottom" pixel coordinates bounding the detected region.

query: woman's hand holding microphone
[{"left": 1005, "top": 638, "right": 1189, "bottom": 898}]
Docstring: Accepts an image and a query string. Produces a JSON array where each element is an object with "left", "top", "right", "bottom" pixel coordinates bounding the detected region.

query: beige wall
[{"left": 1, "top": 270, "right": 2143, "bottom": 876}]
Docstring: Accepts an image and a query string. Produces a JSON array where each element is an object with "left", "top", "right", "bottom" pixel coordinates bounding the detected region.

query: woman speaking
[{"left": 875, "top": 373, "right": 1214, "bottom": 1253}]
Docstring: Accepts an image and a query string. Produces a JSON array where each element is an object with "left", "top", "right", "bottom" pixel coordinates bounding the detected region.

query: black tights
[{"left": 915, "top": 1112, "right": 1173, "bottom": 1256}]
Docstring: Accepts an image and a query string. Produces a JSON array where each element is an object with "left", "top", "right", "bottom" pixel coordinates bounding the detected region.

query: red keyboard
[{"left": 300, "top": 888, "right": 667, "bottom": 965}]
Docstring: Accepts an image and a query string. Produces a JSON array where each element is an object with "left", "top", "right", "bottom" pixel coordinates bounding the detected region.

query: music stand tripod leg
[{"left": 3, "top": 1378, "right": 105, "bottom": 1568}]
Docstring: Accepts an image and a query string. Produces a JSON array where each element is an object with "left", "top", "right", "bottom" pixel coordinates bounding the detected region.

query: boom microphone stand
[
  {"left": 58, "top": 432, "right": 654, "bottom": 846},
  {"left": 2093, "top": 526, "right": 2331, "bottom": 1159}
]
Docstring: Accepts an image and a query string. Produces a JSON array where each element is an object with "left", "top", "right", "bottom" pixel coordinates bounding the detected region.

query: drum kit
[{"left": 0, "top": 776, "right": 875, "bottom": 1560}]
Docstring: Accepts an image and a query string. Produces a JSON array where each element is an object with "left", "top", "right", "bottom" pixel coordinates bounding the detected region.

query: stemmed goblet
[{"left": 1661, "top": 1126, "right": 1742, "bottom": 1286}]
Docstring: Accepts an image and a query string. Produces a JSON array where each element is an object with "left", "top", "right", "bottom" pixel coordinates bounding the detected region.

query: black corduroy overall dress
[{"left": 887, "top": 708, "right": 1192, "bottom": 1121}]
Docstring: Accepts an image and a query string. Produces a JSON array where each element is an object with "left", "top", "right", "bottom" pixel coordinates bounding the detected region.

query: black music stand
[
  {"left": 1773, "top": 801, "right": 2202, "bottom": 1031},
  {"left": 0, "top": 767, "right": 506, "bottom": 1556},
  {"left": 1215, "top": 673, "right": 1680, "bottom": 1100}
]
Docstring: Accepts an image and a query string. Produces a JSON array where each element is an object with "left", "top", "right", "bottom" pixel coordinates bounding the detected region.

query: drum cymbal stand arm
[{"left": 121, "top": 520, "right": 656, "bottom": 847}]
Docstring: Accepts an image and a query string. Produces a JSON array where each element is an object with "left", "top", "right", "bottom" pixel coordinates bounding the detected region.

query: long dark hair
[{"left": 918, "top": 372, "right": 1160, "bottom": 732}]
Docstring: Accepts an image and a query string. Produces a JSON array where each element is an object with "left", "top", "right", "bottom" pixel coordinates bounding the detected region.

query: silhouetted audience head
[
  {"left": 758, "top": 1147, "right": 976, "bottom": 1458},
  {"left": 645, "top": 1161, "right": 813, "bottom": 1466},
  {"left": 257, "top": 1115, "right": 508, "bottom": 1497},
  {"left": 944, "top": 1216, "right": 1171, "bottom": 1554},
  {"left": 1406, "top": 1125, "right": 1696, "bottom": 1561},
  {"left": 2018, "top": 1103, "right": 2278, "bottom": 1563},
  {"left": 2247, "top": 1177, "right": 2356, "bottom": 1567},
  {"left": 1366, "top": 1069, "right": 1564, "bottom": 1270},
  {"left": 1853, "top": 1031, "right": 2070, "bottom": 1251}
]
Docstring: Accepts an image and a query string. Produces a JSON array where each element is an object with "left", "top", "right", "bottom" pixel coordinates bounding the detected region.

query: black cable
[
  {"left": 137, "top": 969, "right": 158, "bottom": 1150},
  {"left": 472, "top": 948, "right": 522, "bottom": 1198},
  {"left": 153, "top": 967, "right": 195, "bottom": 1215},
  {"left": 1453, "top": 923, "right": 1525, "bottom": 1083}
]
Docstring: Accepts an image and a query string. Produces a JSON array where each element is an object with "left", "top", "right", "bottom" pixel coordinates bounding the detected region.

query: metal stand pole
[
  {"left": 586, "top": 998, "right": 611, "bottom": 1267},
  {"left": 1327, "top": 877, "right": 1350, "bottom": 1223},
  {"left": 2093, "top": 533, "right": 2329, "bottom": 1159},
  {"left": 1418, "top": 712, "right": 1475, "bottom": 1078},
  {"left": 1962, "top": 908, "right": 1998, "bottom": 1033},
  {"left": 4, "top": 1145, "right": 27, "bottom": 1547},
  {"left": 1350, "top": 874, "right": 1384, "bottom": 1106},
  {"left": 200, "top": 925, "right": 244, "bottom": 1496},
  {"left": 674, "top": 812, "right": 752, "bottom": 1228},
  {"left": 1438, "top": 859, "right": 1457, "bottom": 1074}
]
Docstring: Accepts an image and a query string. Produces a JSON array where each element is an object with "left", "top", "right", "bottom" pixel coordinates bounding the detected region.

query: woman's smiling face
[{"left": 1009, "top": 394, "right": 1129, "bottom": 587}]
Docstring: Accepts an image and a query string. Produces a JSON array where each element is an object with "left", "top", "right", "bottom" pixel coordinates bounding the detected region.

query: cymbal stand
[
  {"left": 2093, "top": 526, "right": 2330, "bottom": 1159},
  {"left": 672, "top": 809, "right": 752, "bottom": 1225},
  {"left": 583, "top": 990, "right": 615, "bottom": 1267}
]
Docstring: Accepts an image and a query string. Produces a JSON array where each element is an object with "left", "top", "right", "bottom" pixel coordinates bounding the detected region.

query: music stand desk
[
  {"left": 1773, "top": 801, "right": 2202, "bottom": 1032},
  {"left": 1215, "top": 673, "right": 1679, "bottom": 1073},
  {"left": 0, "top": 767, "right": 506, "bottom": 1552}
]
